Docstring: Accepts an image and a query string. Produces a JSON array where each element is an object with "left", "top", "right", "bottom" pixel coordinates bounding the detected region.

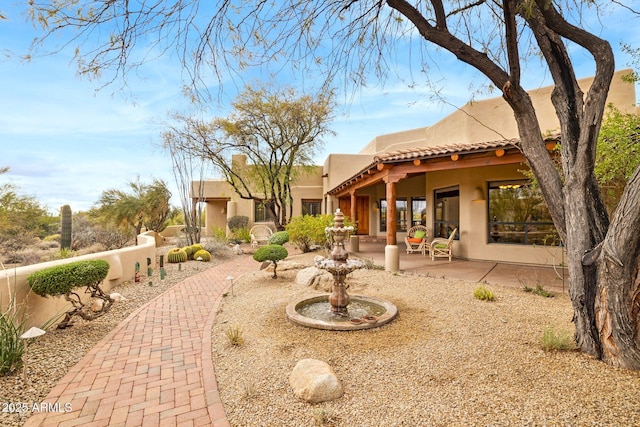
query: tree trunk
[{"left": 594, "top": 166, "right": 640, "bottom": 369}]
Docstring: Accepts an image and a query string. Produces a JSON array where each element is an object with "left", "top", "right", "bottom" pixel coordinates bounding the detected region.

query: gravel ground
[
  {"left": 212, "top": 252, "right": 640, "bottom": 427},
  {"left": 0, "top": 242, "right": 231, "bottom": 427},
  {"left": 3, "top": 246, "right": 640, "bottom": 427}
]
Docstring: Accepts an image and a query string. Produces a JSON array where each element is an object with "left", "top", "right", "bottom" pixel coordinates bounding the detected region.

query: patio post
[{"left": 385, "top": 179, "right": 399, "bottom": 272}]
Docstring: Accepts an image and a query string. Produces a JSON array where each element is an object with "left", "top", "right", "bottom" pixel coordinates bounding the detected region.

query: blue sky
[{"left": 1, "top": 2, "right": 638, "bottom": 214}]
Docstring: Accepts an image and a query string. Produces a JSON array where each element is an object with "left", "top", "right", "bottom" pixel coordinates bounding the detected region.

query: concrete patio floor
[{"left": 352, "top": 240, "right": 569, "bottom": 293}]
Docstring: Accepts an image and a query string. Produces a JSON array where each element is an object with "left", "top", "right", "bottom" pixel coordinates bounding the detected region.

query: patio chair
[
  {"left": 427, "top": 228, "right": 457, "bottom": 261},
  {"left": 404, "top": 225, "right": 429, "bottom": 255},
  {"left": 250, "top": 224, "right": 273, "bottom": 248}
]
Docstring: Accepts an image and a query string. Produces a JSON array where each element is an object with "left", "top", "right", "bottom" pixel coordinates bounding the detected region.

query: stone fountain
[{"left": 285, "top": 209, "right": 398, "bottom": 330}]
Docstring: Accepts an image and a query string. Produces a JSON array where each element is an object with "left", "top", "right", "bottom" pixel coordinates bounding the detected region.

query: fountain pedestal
[{"left": 286, "top": 208, "right": 398, "bottom": 330}]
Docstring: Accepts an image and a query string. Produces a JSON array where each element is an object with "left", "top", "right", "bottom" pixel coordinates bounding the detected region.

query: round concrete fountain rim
[{"left": 285, "top": 294, "right": 398, "bottom": 331}]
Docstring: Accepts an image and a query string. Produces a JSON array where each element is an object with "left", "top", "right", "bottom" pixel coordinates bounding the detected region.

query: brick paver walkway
[{"left": 25, "top": 255, "right": 257, "bottom": 427}]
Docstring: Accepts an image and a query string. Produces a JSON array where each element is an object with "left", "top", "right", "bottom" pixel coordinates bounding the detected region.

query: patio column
[
  {"left": 383, "top": 168, "right": 407, "bottom": 272},
  {"left": 350, "top": 191, "right": 357, "bottom": 226},
  {"left": 385, "top": 178, "right": 399, "bottom": 272}
]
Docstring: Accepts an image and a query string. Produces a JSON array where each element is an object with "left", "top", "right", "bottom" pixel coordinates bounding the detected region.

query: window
[
  {"left": 488, "top": 180, "right": 558, "bottom": 245},
  {"left": 379, "top": 198, "right": 408, "bottom": 232},
  {"left": 434, "top": 187, "right": 459, "bottom": 239},
  {"left": 411, "top": 197, "right": 426, "bottom": 226},
  {"left": 254, "top": 200, "right": 269, "bottom": 222},
  {"left": 302, "top": 199, "right": 322, "bottom": 216}
]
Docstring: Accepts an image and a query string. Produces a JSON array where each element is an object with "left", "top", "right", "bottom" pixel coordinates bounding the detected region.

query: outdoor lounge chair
[
  {"left": 427, "top": 228, "right": 457, "bottom": 261},
  {"left": 250, "top": 224, "right": 273, "bottom": 248},
  {"left": 404, "top": 225, "right": 429, "bottom": 255}
]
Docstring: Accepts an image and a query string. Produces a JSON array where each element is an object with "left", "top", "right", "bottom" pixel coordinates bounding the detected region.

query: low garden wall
[{"left": 0, "top": 232, "right": 157, "bottom": 329}]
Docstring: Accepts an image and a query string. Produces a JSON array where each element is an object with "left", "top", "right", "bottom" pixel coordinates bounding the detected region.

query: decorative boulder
[
  {"left": 289, "top": 359, "right": 343, "bottom": 403},
  {"left": 295, "top": 267, "right": 333, "bottom": 291}
]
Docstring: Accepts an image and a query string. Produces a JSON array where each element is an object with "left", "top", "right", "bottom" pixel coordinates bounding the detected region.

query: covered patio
[{"left": 351, "top": 239, "right": 568, "bottom": 293}]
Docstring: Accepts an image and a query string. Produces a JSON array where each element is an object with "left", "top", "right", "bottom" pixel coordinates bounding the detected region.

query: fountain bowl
[{"left": 286, "top": 294, "right": 398, "bottom": 331}]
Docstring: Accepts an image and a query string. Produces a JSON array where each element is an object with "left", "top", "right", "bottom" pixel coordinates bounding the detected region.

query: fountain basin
[{"left": 286, "top": 294, "right": 398, "bottom": 331}]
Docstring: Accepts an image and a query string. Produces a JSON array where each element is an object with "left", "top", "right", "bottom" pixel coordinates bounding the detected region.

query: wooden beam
[
  {"left": 451, "top": 154, "right": 459, "bottom": 161},
  {"left": 413, "top": 159, "right": 421, "bottom": 166},
  {"left": 495, "top": 149, "right": 505, "bottom": 157}
]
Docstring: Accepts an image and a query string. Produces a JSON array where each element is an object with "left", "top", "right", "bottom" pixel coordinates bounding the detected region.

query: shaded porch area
[{"left": 351, "top": 239, "right": 568, "bottom": 293}]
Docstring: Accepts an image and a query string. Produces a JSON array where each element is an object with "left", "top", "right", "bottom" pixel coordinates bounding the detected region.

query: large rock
[
  {"left": 295, "top": 267, "right": 333, "bottom": 291},
  {"left": 264, "top": 260, "right": 306, "bottom": 272},
  {"left": 289, "top": 359, "right": 343, "bottom": 403}
]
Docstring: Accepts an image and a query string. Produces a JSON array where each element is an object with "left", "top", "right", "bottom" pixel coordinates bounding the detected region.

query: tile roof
[
  {"left": 327, "top": 134, "right": 560, "bottom": 195},
  {"left": 374, "top": 139, "right": 521, "bottom": 163}
]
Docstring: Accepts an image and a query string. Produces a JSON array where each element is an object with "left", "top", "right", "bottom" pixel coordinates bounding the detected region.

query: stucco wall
[
  {"left": 352, "top": 69, "right": 636, "bottom": 155},
  {"left": 425, "top": 164, "right": 566, "bottom": 266},
  {"left": 0, "top": 232, "right": 157, "bottom": 329}
]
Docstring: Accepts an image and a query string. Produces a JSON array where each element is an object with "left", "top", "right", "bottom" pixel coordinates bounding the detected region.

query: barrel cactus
[
  {"left": 190, "top": 244, "right": 204, "bottom": 257},
  {"left": 194, "top": 249, "right": 211, "bottom": 262},
  {"left": 181, "top": 246, "right": 196, "bottom": 260},
  {"left": 167, "top": 248, "right": 188, "bottom": 263}
]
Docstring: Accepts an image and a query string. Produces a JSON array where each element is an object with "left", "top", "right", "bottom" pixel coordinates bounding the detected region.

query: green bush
[
  {"left": 231, "top": 227, "right": 251, "bottom": 243},
  {"left": 473, "top": 285, "right": 495, "bottom": 302},
  {"left": 194, "top": 249, "right": 212, "bottom": 262},
  {"left": 268, "top": 231, "right": 289, "bottom": 246},
  {"left": 286, "top": 214, "right": 355, "bottom": 252},
  {"left": 285, "top": 214, "right": 329, "bottom": 252},
  {"left": 523, "top": 284, "right": 554, "bottom": 298},
  {"left": 27, "top": 260, "right": 110, "bottom": 297},
  {"left": 228, "top": 215, "right": 249, "bottom": 231},
  {"left": 0, "top": 308, "right": 25, "bottom": 375},
  {"left": 540, "top": 326, "right": 576, "bottom": 351},
  {"left": 210, "top": 226, "right": 229, "bottom": 243},
  {"left": 253, "top": 244, "right": 288, "bottom": 278}
]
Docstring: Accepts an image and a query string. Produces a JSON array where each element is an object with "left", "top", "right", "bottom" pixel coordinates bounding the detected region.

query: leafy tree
[
  {"left": 93, "top": 178, "right": 171, "bottom": 239},
  {"left": 253, "top": 244, "right": 289, "bottom": 279},
  {"left": 163, "top": 85, "right": 334, "bottom": 230},
  {"left": 164, "top": 138, "right": 209, "bottom": 245},
  {"left": 595, "top": 105, "right": 640, "bottom": 213},
  {"left": 0, "top": 168, "right": 51, "bottom": 253},
  {"left": 23, "top": 1, "right": 640, "bottom": 368}
]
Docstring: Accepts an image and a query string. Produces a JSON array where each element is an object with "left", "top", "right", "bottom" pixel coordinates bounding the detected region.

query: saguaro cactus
[{"left": 60, "top": 204, "right": 72, "bottom": 250}]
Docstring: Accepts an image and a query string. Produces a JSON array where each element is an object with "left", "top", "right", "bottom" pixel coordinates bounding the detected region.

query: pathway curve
[{"left": 25, "top": 255, "right": 257, "bottom": 427}]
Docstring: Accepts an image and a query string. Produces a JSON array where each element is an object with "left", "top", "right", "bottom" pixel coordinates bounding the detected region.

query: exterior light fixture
[{"left": 20, "top": 327, "right": 46, "bottom": 383}]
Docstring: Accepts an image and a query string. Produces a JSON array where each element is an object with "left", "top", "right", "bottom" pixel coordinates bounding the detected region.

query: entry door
[{"left": 338, "top": 196, "right": 369, "bottom": 235}]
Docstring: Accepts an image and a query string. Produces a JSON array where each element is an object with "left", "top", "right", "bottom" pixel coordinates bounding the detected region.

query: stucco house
[{"left": 193, "top": 69, "right": 636, "bottom": 270}]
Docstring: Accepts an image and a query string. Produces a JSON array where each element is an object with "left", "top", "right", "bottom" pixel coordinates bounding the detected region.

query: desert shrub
[
  {"left": 225, "top": 324, "right": 244, "bottom": 346},
  {"left": 540, "top": 326, "right": 576, "bottom": 351},
  {"left": 27, "top": 260, "right": 110, "bottom": 297},
  {"left": 16, "top": 251, "right": 43, "bottom": 266},
  {"left": 268, "top": 231, "right": 289, "bottom": 246},
  {"left": 231, "top": 227, "right": 251, "bottom": 243},
  {"left": 286, "top": 214, "right": 355, "bottom": 252},
  {"left": 0, "top": 307, "right": 26, "bottom": 375},
  {"left": 194, "top": 249, "right": 212, "bottom": 262},
  {"left": 286, "top": 214, "right": 333, "bottom": 253},
  {"left": 253, "top": 244, "right": 288, "bottom": 278},
  {"left": 473, "top": 285, "right": 495, "bottom": 301},
  {"left": 228, "top": 215, "right": 249, "bottom": 231},
  {"left": 201, "top": 239, "right": 232, "bottom": 258},
  {"left": 523, "top": 284, "right": 554, "bottom": 298},
  {"left": 210, "top": 226, "right": 228, "bottom": 243}
]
